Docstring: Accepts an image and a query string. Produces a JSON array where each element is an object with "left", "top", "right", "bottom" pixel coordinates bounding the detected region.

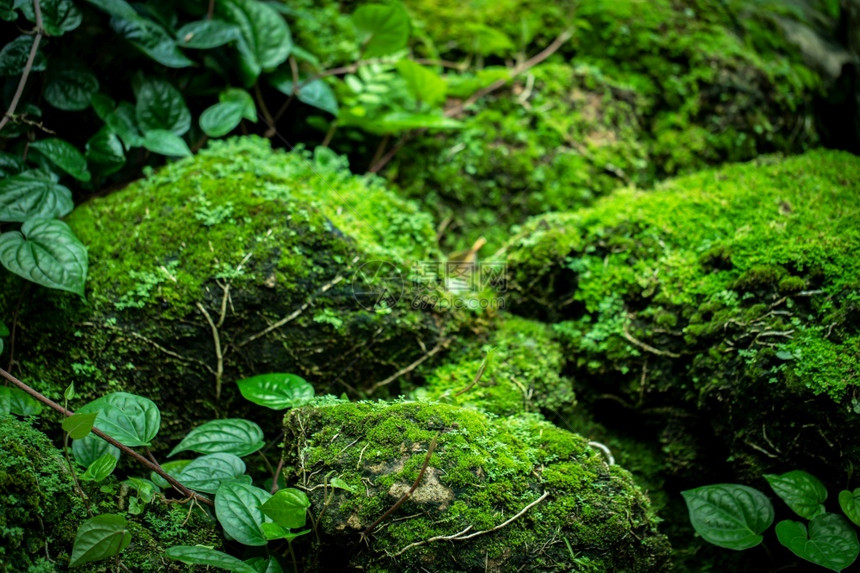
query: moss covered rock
[
  {"left": 414, "top": 313, "right": 575, "bottom": 417},
  {"left": 284, "top": 399, "right": 670, "bottom": 572},
  {"left": 386, "top": 0, "right": 821, "bottom": 251},
  {"left": 0, "top": 415, "right": 219, "bottom": 572},
  {"left": 0, "top": 137, "right": 461, "bottom": 443},
  {"left": 502, "top": 149, "right": 860, "bottom": 482}
]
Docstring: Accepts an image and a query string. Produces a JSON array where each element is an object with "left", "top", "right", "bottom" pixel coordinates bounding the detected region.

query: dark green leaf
[
  {"left": 150, "top": 459, "right": 192, "bottom": 489},
  {"left": 0, "top": 36, "right": 47, "bottom": 76},
  {"left": 30, "top": 138, "right": 91, "bottom": 181},
  {"left": 237, "top": 373, "right": 314, "bottom": 410},
  {"left": 86, "top": 127, "right": 126, "bottom": 175},
  {"left": 0, "top": 218, "right": 87, "bottom": 295},
  {"left": 84, "top": 0, "right": 139, "bottom": 20},
  {"left": 45, "top": 65, "right": 99, "bottom": 111},
  {"left": 839, "top": 490, "right": 860, "bottom": 527},
  {"left": 352, "top": 3, "right": 410, "bottom": 58},
  {"left": 176, "top": 19, "right": 239, "bottom": 49},
  {"left": 6, "top": 385, "right": 41, "bottom": 415},
  {"left": 0, "top": 0, "right": 16, "bottom": 21},
  {"left": 80, "top": 452, "right": 118, "bottom": 482},
  {"left": 169, "top": 418, "right": 264, "bottom": 457},
  {"left": 69, "top": 514, "right": 131, "bottom": 567},
  {"left": 63, "top": 412, "right": 98, "bottom": 439},
  {"left": 111, "top": 16, "right": 194, "bottom": 68},
  {"left": 220, "top": 88, "right": 256, "bottom": 121},
  {"left": 165, "top": 546, "right": 257, "bottom": 573},
  {"left": 260, "top": 488, "right": 309, "bottom": 529},
  {"left": 105, "top": 102, "right": 143, "bottom": 148},
  {"left": 21, "top": 0, "right": 81, "bottom": 35},
  {"left": 397, "top": 60, "right": 446, "bottom": 107},
  {"left": 142, "top": 129, "right": 192, "bottom": 157},
  {"left": 245, "top": 556, "right": 284, "bottom": 573},
  {"left": 269, "top": 72, "right": 338, "bottom": 116},
  {"left": 176, "top": 453, "right": 246, "bottom": 494},
  {"left": 216, "top": 0, "right": 291, "bottom": 85},
  {"left": 72, "top": 432, "right": 120, "bottom": 468},
  {"left": 0, "top": 169, "right": 72, "bottom": 222},
  {"left": 765, "top": 470, "right": 828, "bottom": 520},
  {"left": 215, "top": 480, "right": 271, "bottom": 546},
  {"left": 682, "top": 484, "right": 774, "bottom": 550},
  {"left": 123, "top": 477, "right": 159, "bottom": 502},
  {"left": 776, "top": 514, "right": 859, "bottom": 572},
  {"left": 0, "top": 152, "right": 26, "bottom": 177},
  {"left": 199, "top": 102, "right": 244, "bottom": 137},
  {"left": 136, "top": 77, "right": 191, "bottom": 135},
  {"left": 91, "top": 93, "right": 116, "bottom": 122},
  {"left": 78, "top": 392, "right": 161, "bottom": 447}
]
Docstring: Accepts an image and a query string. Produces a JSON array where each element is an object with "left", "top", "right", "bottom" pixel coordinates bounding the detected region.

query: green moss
[
  {"left": 284, "top": 399, "right": 670, "bottom": 572},
  {"left": 415, "top": 313, "right": 575, "bottom": 416},
  {"left": 0, "top": 416, "right": 219, "bottom": 572},
  {"left": 503, "top": 149, "right": 860, "bottom": 481},
  {"left": 0, "top": 137, "right": 462, "bottom": 446}
]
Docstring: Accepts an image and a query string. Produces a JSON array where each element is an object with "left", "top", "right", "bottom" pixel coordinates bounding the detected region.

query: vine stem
[
  {"left": 0, "top": 367, "right": 214, "bottom": 507},
  {"left": 0, "top": 0, "right": 43, "bottom": 133}
]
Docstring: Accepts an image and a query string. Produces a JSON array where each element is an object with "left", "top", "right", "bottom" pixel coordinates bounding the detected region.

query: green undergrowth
[
  {"left": 284, "top": 399, "right": 670, "bottom": 572},
  {"left": 503, "top": 148, "right": 860, "bottom": 482},
  {"left": 0, "top": 416, "right": 219, "bottom": 572}
]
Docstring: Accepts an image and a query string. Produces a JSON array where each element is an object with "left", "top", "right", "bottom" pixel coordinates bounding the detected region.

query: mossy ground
[
  {"left": 0, "top": 137, "right": 464, "bottom": 446},
  {"left": 0, "top": 416, "right": 219, "bottom": 572},
  {"left": 283, "top": 399, "right": 669, "bottom": 572},
  {"left": 385, "top": 0, "right": 822, "bottom": 252},
  {"left": 503, "top": 148, "right": 860, "bottom": 484}
]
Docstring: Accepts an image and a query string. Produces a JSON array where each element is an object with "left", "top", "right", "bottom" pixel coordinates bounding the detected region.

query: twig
[
  {"left": 0, "top": 0, "right": 43, "bottom": 133},
  {"left": 361, "top": 433, "right": 439, "bottom": 540},
  {"left": 454, "top": 350, "right": 491, "bottom": 397},
  {"left": 238, "top": 273, "right": 346, "bottom": 347},
  {"left": 195, "top": 302, "right": 224, "bottom": 399},
  {"left": 0, "top": 367, "right": 213, "bottom": 507},
  {"left": 367, "top": 339, "right": 450, "bottom": 394},
  {"left": 388, "top": 491, "right": 550, "bottom": 557},
  {"left": 621, "top": 323, "right": 681, "bottom": 358},
  {"left": 254, "top": 82, "right": 276, "bottom": 128}
]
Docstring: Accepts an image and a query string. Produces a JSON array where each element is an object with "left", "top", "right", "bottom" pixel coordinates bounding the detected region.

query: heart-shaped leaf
[
  {"left": 260, "top": 488, "right": 310, "bottom": 530},
  {"left": 245, "top": 556, "right": 284, "bottom": 573},
  {"left": 269, "top": 72, "right": 338, "bottom": 116},
  {"left": 220, "top": 88, "right": 256, "bottom": 121},
  {"left": 0, "top": 386, "right": 43, "bottom": 416},
  {"left": 765, "top": 470, "right": 827, "bottom": 519},
  {"left": 136, "top": 77, "right": 191, "bottom": 135},
  {"left": 236, "top": 373, "right": 314, "bottom": 410},
  {"left": 86, "top": 127, "right": 126, "bottom": 176},
  {"left": 72, "top": 432, "right": 120, "bottom": 468},
  {"left": 176, "top": 453, "right": 246, "bottom": 493},
  {"left": 0, "top": 218, "right": 88, "bottom": 295},
  {"left": 45, "top": 65, "right": 99, "bottom": 111},
  {"left": 839, "top": 490, "right": 860, "bottom": 528},
  {"left": 110, "top": 16, "right": 194, "bottom": 68},
  {"left": 0, "top": 36, "right": 47, "bottom": 76},
  {"left": 63, "top": 412, "right": 98, "bottom": 439},
  {"left": 80, "top": 452, "right": 118, "bottom": 482},
  {"left": 176, "top": 19, "right": 240, "bottom": 49},
  {"left": 165, "top": 545, "right": 257, "bottom": 572},
  {"left": 30, "top": 138, "right": 91, "bottom": 181},
  {"left": 142, "top": 129, "right": 192, "bottom": 157},
  {"left": 199, "top": 102, "right": 244, "bottom": 137},
  {"left": 150, "top": 459, "right": 192, "bottom": 489},
  {"left": 169, "top": 418, "right": 264, "bottom": 457},
  {"left": 69, "top": 514, "right": 131, "bottom": 567},
  {"left": 84, "top": 0, "right": 139, "bottom": 20},
  {"left": 0, "top": 170, "right": 74, "bottom": 222},
  {"left": 682, "top": 484, "right": 774, "bottom": 550},
  {"left": 397, "top": 60, "right": 446, "bottom": 107},
  {"left": 78, "top": 392, "right": 161, "bottom": 447},
  {"left": 776, "top": 514, "right": 859, "bottom": 572},
  {"left": 215, "top": 480, "right": 272, "bottom": 546},
  {"left": 21, "top": 0, "right": 82, "bottom": 35},
  {"left": 217, "top": 0, "right": 291, "bottom": 85},
  {"left": 352, "top": 3, "right": 410, "bottom": 58}
]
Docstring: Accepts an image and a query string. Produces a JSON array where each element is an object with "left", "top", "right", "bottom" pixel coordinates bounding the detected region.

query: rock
[
  {"left": 0, "top": 137, "right": 457, "bottom": 444},
  {"left": 283, "top": 399, "right": 670, "bottom": 572},
  {"left": 502, "top": 149, "right": 860, "bottom": 482}
]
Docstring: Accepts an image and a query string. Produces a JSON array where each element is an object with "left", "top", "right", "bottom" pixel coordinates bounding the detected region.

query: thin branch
[
  {"left": 388, "top": 491, "right": 549, "bottom": 557},
  {"left": 621, "top": 322, "right": 681, "bottom": 358},
  {"left": 366, "top": 339, "right": 450, "bottom": 394},
  {"left": 0, "top": 0, "right": 43, "bottom": 133},
  {"left": 196, "top": 302, "right": 224, "bottom": 399},
  {"left": 361, "top": 433, "right": 439, "bottom": 540},
  {"left": 0, "top": 368, "right": 213, "bottom": 507}
]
